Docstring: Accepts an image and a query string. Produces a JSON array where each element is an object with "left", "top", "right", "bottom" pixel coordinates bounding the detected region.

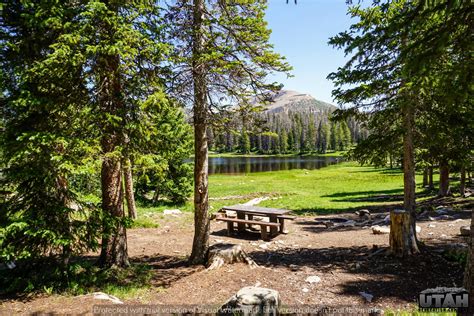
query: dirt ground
[{"left": 1, "top": 206, "right": 472, "bottom": 315}]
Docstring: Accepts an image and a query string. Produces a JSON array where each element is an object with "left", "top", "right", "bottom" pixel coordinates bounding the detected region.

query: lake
[{"left": 207, "top": 156, "right": 342, "bottom": 174}]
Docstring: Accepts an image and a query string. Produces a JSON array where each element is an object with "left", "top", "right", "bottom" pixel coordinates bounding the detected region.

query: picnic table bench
[{"left": 216, "top": 204, "right": 296, "bottom": 241}]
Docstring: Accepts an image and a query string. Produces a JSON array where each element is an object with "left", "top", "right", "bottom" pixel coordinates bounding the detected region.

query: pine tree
[
  {"left": 329, "top": 121, "right": 337, "bottom": 151},
  {"left": 1, "top": 1, "right": 101, "bottom": 265},
  {"left": 280, "top": 130, "right": 289, "bottom": 154},
  {"left": 165, "top": 0, "right": 291, "bottom": 264}
]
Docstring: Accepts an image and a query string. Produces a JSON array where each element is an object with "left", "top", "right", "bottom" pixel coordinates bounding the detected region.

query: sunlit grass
[{"left": 134, "top": 161, "right": 442, "bottom": 223}]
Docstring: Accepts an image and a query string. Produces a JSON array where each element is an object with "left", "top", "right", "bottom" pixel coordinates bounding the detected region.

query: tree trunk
[
  {"left": 123, "top": 158, "right": 137, "bottom": 219},
  {"left": 97, "top": 40, "right": 129, "bottom": 267},
  {"left": 395, "top": 102, "right": 419, "bottom": 254},
  {"left": 389, "top": 210, "right": 418, "bottom": 256},
  {"left": 422, "top": 167, "right": 428, "bottom": 187},
  {"left": 460, "top": 165, "right": 466, "bottom": 197},
  {"left": 189, "top": 0, "right": 210, "bottom": 265},
  {"left": 439, "top": 161, "right": 451, "bottom": 196},
  {"left": 463, "top": 208, "right": 474, "bottom": 315},
  {"left": 428, "top": 165, "right": 434, "bottom": 189},
  {"left": 152, "top": 188, "right": 160, "bottom": 205},
  {"left": 99, "top": 143, "right": 128, "bottom": 267},
  {"left": 56, "top": 173, "right": 72, "bottom": 267}
]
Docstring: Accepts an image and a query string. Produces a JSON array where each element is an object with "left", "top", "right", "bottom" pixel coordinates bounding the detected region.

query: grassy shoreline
[{"left": 136, "top": 162, "right": 451, "bottom": 224}]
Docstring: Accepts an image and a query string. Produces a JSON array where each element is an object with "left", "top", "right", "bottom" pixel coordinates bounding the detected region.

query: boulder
[
  {"left": 356, "top": 209, "right": 371, "bottom": 220},
  {"left": 91, "top": 292, "right": 123, "bottom": 304},
  {"left": 220, "top": 287, "right": 280, "bottom": 315},
  {"left": 359, "top": 291, "right": 374, "bottom": 303},
  {"left": 460, "top": 226, "right": 471, "bottom": 236},
  {"left": 305, "top": 275, "right": 321, "bottom": 284}
]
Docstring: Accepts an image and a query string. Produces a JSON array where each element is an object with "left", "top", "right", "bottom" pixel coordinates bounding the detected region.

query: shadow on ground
[
  {"left": 132, "top": 254, "right": 200, "bottom": 288},
  {"left": 249, "top": 243, "right": 464, "bottom": 302},
  {"left": 291, "top": 187, "right": 473, "bottom": 215}
]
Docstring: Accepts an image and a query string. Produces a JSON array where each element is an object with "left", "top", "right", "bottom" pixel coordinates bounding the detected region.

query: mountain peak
[{"left": 262, "top": 89, "right": 336, "bottom": 114}]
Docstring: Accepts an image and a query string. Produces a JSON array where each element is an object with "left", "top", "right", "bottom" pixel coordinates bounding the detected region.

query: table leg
[
  {"left": 279, "top": 218, "right": 288, "bottom": 234},
  {"left": 247, "top": 214, "right": 253, "bottom": 229},
  {"left": 269, "top": 215, "right": 278, "bottom": 236},
  {"left": 237, "top": 212, "right": 246, "bottom": 232},
  {"left": 260, "top": 225, "right": 269, "bottom": 241},
  {"left": 227, "top": 221, "right": 234, "bottom": 235}
]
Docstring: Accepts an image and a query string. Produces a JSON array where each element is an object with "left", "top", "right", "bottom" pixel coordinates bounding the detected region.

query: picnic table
[{"left": 216, "top": 204, "right": 295, "bottom": 240}]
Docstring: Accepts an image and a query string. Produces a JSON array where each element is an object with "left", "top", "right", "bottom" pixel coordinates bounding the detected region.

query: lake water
[{"left": 207, "top": 156, "right": 342, "bottom": 174}]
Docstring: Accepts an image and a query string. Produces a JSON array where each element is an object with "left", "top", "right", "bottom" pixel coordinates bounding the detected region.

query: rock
[
  {"left": 356, "top": 209, "right": 371, "bottom": 220},
  {"left": 220, "top": 287, "right": 280, "bottom": 315},
  {"left": 460, "top": 226, "right": 471, "bottom": 236},
  {"left": 428, "top": 232, "right": 434, "bottom": 236},
  {"left": 416, "top": 225, "right": 421, "bottom": 233},
  {"left": 428, "top": 224, "right": 436, "bottom": 228},
  {"left": 302, "top": 288, "right": 309, "bottom": 293},
  {"left": 259, "top": 243, "right": 269, "bottom": 250},
  {"left": 372, "top": 225, "right": 390, "bottom": 235},
  {"left": 305, "top": 275, "right": 321, "bottom": 284},
  {"left": 5, "top": 261, "right": 16, "bottom": 269},
  {"left": 454, "top": 219, "right": 465, "bottom": 223},
  {"left": 91, "top": 292, "right": 123, "bottom": 304},
  {"left": 254, "top": 281, "right": 262, "bottom": 287},
  {"left": 359, "top": 291, "right": 374, "bottom": 303},
  {"left": 435, "top": 208, "right": 450, "bottom": 215},
  {"left": 163, "top": 209, "right": 182, "bottom": 215},
  {"left": 289, "top": 264, "right": 299, "bottom": 271}
]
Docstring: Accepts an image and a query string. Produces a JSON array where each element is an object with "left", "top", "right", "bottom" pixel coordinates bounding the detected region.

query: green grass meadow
[{"left": 137, "top": 162, "right": 439, "bottom": 220}]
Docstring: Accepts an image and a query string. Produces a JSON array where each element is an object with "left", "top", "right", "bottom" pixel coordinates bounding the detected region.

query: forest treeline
[{"left": 208, "top": 107, "right": 367, "bottom": 154}]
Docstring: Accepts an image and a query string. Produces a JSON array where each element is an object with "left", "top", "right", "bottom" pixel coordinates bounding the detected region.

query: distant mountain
[{"left": 260, "top": 90, "right": 337, "bottom": 114}]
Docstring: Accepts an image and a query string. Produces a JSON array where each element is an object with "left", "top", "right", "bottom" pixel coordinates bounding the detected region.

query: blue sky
[{"left": 265, "top": 0, "right": 354, "bottom": 104}]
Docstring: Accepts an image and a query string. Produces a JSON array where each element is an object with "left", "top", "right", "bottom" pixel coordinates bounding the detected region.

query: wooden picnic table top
[{"left": 221, "top": 204, "right": 292, "bottom": 216}]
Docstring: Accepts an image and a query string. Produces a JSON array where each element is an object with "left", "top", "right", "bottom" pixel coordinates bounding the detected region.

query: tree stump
[
  {"left": 389, "top": 209, "right": 419, "bottom": 256},
  {"left": 207, "top": 243, "right": 258, "bottom": 270}
]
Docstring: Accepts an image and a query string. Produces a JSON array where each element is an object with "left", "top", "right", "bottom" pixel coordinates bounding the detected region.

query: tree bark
[
  {"left": 422, "top": 167, "right": 428, "bottom": 187},
  {"left": 123, "top": 158, "right": 137, "bottom": 219},
  {"left": 189, "top": 0, "right": 210, "bottom": 265},
  {"left": 99, "top": 148, "right": 128, "bottom": 267},
  {"left": 439, "top": 160, "right": 451, "bottom": 196},
  {"left": 396, "top": 102, "right": 419, "bottom": 254},
  {"left": 428, "top": 165, "right": 434, "bottom": 189},
  {"left": 389, "top": 210, "right": 418, "bottom": 256},
  {"left": 97, "top": 33, "right": 129, "bottom": 267},
  {"left": 460, "top": 165, "right": 466, "bottom": 197}
]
